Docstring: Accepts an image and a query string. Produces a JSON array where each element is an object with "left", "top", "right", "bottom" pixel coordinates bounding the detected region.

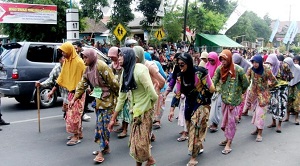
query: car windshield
[{"left": 0, "top": 48, "right": 20, "bottom": 66}]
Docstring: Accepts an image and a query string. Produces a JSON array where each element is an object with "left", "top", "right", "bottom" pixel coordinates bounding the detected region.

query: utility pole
[
  {"left": 287, "top": 4, "right": 291, "bottom": 52},
  {"left": 183, "top": 0, "right": 189, "bottom": 42}
]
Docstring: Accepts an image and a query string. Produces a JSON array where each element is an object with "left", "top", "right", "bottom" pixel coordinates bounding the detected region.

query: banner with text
[{"left": 0, "top": 3, "right": 57, "bottom": 24}]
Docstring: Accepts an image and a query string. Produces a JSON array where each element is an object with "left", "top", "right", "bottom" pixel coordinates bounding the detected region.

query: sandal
[
  {"left": 177, "top": 136, "right": 188, "bottom": 142},
  {"left": 67, "top": 135, "right": 83, "bottom": 140},
  {"left": 93, "top": 154, "right": 104, "bottom": 163},
  {"left": 117, "top": 132, "right": 127, "bottom": 139},
  {"left": 221, "top": 149, "right": 232, "bottom": 155},
  {"left": 153, "top": 122, "right": 161, "bottom": 130},
  {"left": 256, "top": 137, "right": 263, "bottom": 142},
  {"left": 219, "top": 140, "right": 227, "bottom": 146},
  {"left": 187, "top": 160, "right": 198, "bottom": 166},
  {"left": 66, "top": 138, "right": 81, "bottom": 146},
  {"left": 267, "top": 124, "right": 276, "bottom": 128}
]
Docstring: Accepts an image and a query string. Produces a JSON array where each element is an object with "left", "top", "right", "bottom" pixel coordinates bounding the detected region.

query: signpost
[
  {"left": 113, "top": 23, "right": 127, "bottom": 41},
  {"left": 154, "top": 28, "right": 165, "bottom": 41},
  {"left": 66, "top": 8, "right": 79, "bottom": 41}
]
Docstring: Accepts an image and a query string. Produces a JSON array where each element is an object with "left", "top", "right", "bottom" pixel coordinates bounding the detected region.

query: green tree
[
  {"left": 201, "top": 0, "right": 236, "bottom": 17},
  {"left": 106, "top": 0, "right": 134, "bottom": 30},
  {"left": 226, "top": 11, "right": 271, "bottom": 43},
  {"left": 163, "top": 10, "right": 182, "bottom": 42},
  {"left": 80, "top": 0, "right": 108, "bottom": 22},
  {"left": 136, "top": 0, "right": 161, "bottom": 29},
  {"left": 2, "top": 0, "right": 86, "bottom": 42}
]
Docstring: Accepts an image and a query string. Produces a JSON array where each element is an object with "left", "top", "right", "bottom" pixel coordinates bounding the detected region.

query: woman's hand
[{"left": 107, "top": 120, "right": 115, "bottom": 132}]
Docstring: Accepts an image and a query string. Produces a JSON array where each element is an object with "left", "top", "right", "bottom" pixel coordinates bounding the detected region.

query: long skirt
[
  {"left": 287, "top": 83, "right": 300, "bottom": 113},
  {"left": 129, "top": 109, "right": 153, "bottom": 163},
  {"left": 178, "top": 95, "right": 187, "bottom": 132},
  {"left": 251, "top": 98, "right": 267, "bottom": 129},
  {"left": 269, "top": 85, "right": 288, "bottom": 120},
  {"left": 221, "top": 103, "right": 238, "bottom": 140},
  {"left": 66, "top": 92, "right": 85, "bottom": 135},
  {"left": 209, "top": 92, "right": 222, "bottom": 125},
  {"left": 186, "top": 105, "right": 209, "bottom": 158},
  {"left": 117, "top": 99, "right": 131, "bottom": 123},
  {"left": 95, "top": 109, "right": 112, "bottom": 151}
]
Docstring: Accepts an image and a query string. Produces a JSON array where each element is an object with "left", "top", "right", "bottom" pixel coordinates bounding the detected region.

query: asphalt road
[{"left": 0, "top": 96, "right": 299, "bottom": 166}]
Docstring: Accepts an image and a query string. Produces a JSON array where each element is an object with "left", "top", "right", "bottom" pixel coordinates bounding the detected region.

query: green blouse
[
  {"left": 212, "top": 64, "right": 250, "bottom": 106},
  {"left": 115, "top": 63, "right": 158, "bottom": 118}
]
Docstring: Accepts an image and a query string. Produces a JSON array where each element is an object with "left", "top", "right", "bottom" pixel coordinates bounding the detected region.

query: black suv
[{"left": 0, "top": 42, "right": 62, "bottom": 108}]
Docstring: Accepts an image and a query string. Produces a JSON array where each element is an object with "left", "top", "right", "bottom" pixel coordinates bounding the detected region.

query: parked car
[
  {"left": 0, "top": 42, "right": 61, "bottom": 108},
  {"left": 0, "top": 42, "right": 111, "bottom": 108}
]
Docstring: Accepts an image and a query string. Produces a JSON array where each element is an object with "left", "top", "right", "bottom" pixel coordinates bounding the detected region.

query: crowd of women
[{"left": 44, "top": 41, "right": 300, "bottom": 166}]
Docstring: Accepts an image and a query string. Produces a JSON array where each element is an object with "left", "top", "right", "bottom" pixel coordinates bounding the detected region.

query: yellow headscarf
[{"left": 56, "top": 42, "right": 86, "bottom": 91}]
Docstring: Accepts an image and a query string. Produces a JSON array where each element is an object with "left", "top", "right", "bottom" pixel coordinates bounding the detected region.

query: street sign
[
  {"left": 154, "top": 28, "right": 165, "bottom": 41},
  {"left": 66, "top": 8, "right": 79, "bottom": 41},
  {"left": 113, "top": 23, "right": 127, "bottom": 41}
]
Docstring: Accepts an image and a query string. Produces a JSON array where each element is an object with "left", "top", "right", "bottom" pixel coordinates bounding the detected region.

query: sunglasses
[{"left": 178, "top": 62, "right": 186, "bottom": 67}]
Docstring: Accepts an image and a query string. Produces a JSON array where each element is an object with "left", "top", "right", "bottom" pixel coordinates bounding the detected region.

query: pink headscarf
[
  {"left": 81, "top": 48, "right": 100, "bottom": 87},
  {"left": 205, "top": 52, "right": 221, "bottom": 78},
  {"left": 108, "top": 46, "right": 122, "bottom": 70}
]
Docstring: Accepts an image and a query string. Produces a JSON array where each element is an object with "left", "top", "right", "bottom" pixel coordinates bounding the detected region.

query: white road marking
[{"left": 10, "top": 115, "right": 62, "bottom": 124}]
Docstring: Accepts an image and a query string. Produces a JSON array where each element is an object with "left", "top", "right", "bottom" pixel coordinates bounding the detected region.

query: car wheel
[
  {"left": 34, "top": 87, "right": 57, "bottom": 108},
  {"left": 15, "top": 96, "right": 32, "bottom": 104}
]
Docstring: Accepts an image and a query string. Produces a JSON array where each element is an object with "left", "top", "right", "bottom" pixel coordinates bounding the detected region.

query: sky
[{"left": 234, "top": 0, "right": 300, "bottom": 21}]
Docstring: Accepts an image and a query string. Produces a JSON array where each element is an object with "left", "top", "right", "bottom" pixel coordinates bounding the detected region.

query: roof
[
  {"left": 196, "top": 33, "right": 244, "bottom": 48},
  {"left": 81, "top": 18, "right": 108, "bottom": 33}
]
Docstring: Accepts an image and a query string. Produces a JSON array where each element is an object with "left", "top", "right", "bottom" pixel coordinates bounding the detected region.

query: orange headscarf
[{"left": 219, "top": 49, "right": 235, "bottom": 83}]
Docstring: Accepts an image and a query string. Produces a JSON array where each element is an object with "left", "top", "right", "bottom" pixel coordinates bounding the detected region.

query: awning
[{"left": 196, "top": 33, "right": 244, "bottom": 48}]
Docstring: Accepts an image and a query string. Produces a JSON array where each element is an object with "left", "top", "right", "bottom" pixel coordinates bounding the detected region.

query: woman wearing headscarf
[
  {"left": 205, "top": 52, "right": 222, "bottom": 132},
  {"left": 135, "top": 46, "right": 165, "bottom": 141},
  {"left": 163, "top": 53, "right": 189, "bottom": 141},
  {"left": 49, "top": 42, "right": 86, "bottom": 146},
  {"left": 108, "top": 47, "right": 158, "bottom": 166},
  {"left": 232, "top": 53, "right": 252, "bottom": 120},
  {"left": 169, "top": 53, "right": 215, "bottom": 165},
  {"left": 212, "top": 50, "right": 249, "bottom": 155},
  {"left": 198, "top": 51, "right": 208, "bottom": 67},
  {"left": 69, "top": 48, "right": 120, "bottom": 163},
  {"left": 107, "top": 47, "right": 130, "bottom": 139},
  {"left": 265, "top": 54, "right": 293, "bottom": 132},
  {"left": 283, "top": 57, "right": 300, "bottom": 124},
  {"left": 293, "top": 55, "right": 300, "bottom": 65},
  {"left": 245, "top": 54, "right": 278, "bottom": 142}
]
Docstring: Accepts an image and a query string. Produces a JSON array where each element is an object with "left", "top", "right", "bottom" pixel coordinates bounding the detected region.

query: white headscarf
[{"left": 284, "top": 57, "right": 300, "bottom": 86}]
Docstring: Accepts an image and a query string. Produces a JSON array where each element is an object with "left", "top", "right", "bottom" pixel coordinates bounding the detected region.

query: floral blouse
[
  {"left": 213, "top": 64, "right": 250, "bottom": 106},
  {"left": 75, "top": 60, "right": 120, "bottom": 111},
  {"left": 246, "top": 65, "right": 278, "bottom": 107}
]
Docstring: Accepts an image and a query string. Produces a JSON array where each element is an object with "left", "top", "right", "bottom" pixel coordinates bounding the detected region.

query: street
[{"left": 0, "top": 96, "right": 299, "bottom": 166}]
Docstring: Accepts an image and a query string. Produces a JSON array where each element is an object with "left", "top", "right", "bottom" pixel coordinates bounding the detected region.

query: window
[
  {"left": 27, "top": 44, "right": 55, "bottom": 63},
  {"left": 0, "top": 48, "right": 20, "bottom": 65}
]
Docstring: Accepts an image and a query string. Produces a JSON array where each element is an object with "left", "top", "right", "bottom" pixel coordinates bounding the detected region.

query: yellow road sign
[
  {"left": 113, "top": 23, "right": 127, "bottom": 41},
  {"left": 154, "top": 28, "right": 165, "bottom": 41}
]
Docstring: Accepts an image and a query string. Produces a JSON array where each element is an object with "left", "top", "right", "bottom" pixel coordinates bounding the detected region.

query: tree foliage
[
  {"left": 106, "top": 0, "right": 134, "bottom": 30},
  {"left": 136, "top": 0, "right": 161, "bottom": 29},
  {"left": 201, "top": 0, "right": 235, "bottom": 17},
  {"left": 2, "top": 0, "right": 86, "bottom": 42},
  {"left": 163, "top": 10, "right": 182, "bottom": 42},
  {"left": 80, "top": 0, "right": 108, "bottom": 22},
  {"left": 226, "top": 11, "right": 272, "bottom": 43}
]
